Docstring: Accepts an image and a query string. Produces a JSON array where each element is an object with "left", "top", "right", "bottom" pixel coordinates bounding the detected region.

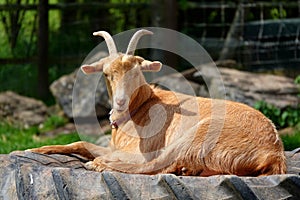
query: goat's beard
[
  {"left": 111, "top": 101, "right": 129, "bottom": 117},
  {"left": 109, "top": 108, "right": 132, "bottom": 127}
]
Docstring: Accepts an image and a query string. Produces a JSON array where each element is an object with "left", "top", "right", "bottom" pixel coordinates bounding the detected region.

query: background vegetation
[
  {"left": 254, "top": 75, "right": 300, "bottom": 150},
  {"left": 0, "top": 0, "right": 299, "bottom": 153},
  {"left": 0, "top": 115, "right": 79, "bottom": 154}
]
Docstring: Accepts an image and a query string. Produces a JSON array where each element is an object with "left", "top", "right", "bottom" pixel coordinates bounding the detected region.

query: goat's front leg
[
  {"left": 85, "top": 157, "right": 111, "bottom": 172},
  {"left": 84, "top": 147, "right": 180, "bottom": 174},
  {"left": 85, "top": 151, "right": 148, "bottom": 172},
  {"left": 27, "top": 141, "right": 111, "bottom": 160},
  {"left": 85, "top": 156, "right": 175, "bottom": 174}
]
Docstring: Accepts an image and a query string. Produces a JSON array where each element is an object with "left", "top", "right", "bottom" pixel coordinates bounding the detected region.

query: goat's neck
[
  {"left": 128, "top": 83, "right": 153, "bottom": 113},
  {"left": 109, "top": 84, "right": 153, "bottom": 128}
]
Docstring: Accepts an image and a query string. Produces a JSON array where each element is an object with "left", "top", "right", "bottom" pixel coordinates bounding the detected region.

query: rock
[
  {"left": 184, "top": 66, "right": 299, "bottom": 109},
  {"left": 95, "top": 134, "right": 111, "bottom": 147},
  {"left": 0, "top": 150, "right": 299, "bottom": 199},
  {"left": 41, "top": 123, "right": 76, "bottom": 137},
  {"left": 50, "top": 69, "right": 110, "bottom": 119},
  {"left": 50, "top": 72, "right": 76, "bottom": 118},
  {"left": 153, "top": 72, "right": 209, "bottom": 97},
  {"left": 51, "top": 63, "right": 299, "bottom": 119},
  {"left": 0, "top": 91, "right": 47, "bottom": 127},
  {"left": 217, "top": 67, "right": 299, "bottom": 108},
  {"left": 278, "top": 127, "right": 298, "bottom": 136}
]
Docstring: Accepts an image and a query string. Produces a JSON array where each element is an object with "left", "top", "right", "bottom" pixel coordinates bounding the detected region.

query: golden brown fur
[
  {"left": 29, "top": 30, "right": 286, "bottom": 176},
  {"left": 29, "top": 55, "right": 286, "bottom": 176}
]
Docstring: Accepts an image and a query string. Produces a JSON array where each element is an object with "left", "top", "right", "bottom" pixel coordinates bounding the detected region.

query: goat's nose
[{"left": 116, "top": 98, "right": 126, "bottom": 106}]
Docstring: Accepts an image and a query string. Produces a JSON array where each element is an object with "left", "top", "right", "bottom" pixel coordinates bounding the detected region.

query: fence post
[
  {"left": 219, "top": 3, "right": 243, "bottom": 61},
  {"left": 151, "top": 0, "right": 179, "bottom": 70},
  {"left": 37, "top": 0, "right": 49, "bottom": 99}
]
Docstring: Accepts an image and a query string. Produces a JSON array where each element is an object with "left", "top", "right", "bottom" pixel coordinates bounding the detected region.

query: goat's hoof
[
  {"left": 84, "top": 161, "right": 95, "bottom": 170},
  {"left": 85, "top": 161, "right": 106, "bottom": 172}
]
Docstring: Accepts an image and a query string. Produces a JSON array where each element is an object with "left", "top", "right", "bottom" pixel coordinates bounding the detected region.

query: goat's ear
[
  {"left": 140, "top": 60, "right": 162, "bottom": 72},
  {"left": 81, "top": 61, "right": 104, "bottom": 74}
]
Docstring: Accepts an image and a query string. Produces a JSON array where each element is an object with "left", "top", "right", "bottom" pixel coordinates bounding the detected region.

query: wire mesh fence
[
  {"left": 0, "top": 0, "right": 299, "bottom": 101},
  {"left": 179, "top": 1, "right": 300, "bottom": 76}
]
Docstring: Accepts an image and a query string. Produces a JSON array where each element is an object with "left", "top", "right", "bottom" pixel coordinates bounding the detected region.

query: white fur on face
[
  {"left": 112, "top": 65, "right": 146, "bottom": 113},
  {"left": 113, "top": 80, "right": 128, "bottom": 112}
]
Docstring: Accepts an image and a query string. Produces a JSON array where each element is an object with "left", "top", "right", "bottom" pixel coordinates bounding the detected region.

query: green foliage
[
  {"left": 0, "top": 122, "right": 80, "bottom": 154},
  {"left": 0, "top": 113, "right": 98, "bottom": 154},
  {"left": 178, "top": 0, "right": 188, "bottom": 11},
  {"left": 0, "top": 0, "right": 38, "bottom": 57},
  {"left": 39, "top": 115, "right": 68, "bottom": 133},
  {"left": 255, "top": 74, "right": 300, "bottom": 129},
  {"left": 270, "top": 7, "right": 287, "bottom": 19},
  {"left": 0, "top": 18, "right": 11, "bottom": 57},
  {"left": 49, "top": 0, "right": 61, "bottom": 31},
  {"left": 0, "top": 64, "right": 38, "bottom": 97},
  {"left": 208, "top": 11, "right": 218, "bottom": 23},
  {"left": 254, "top": 75, "right": 300, "bottom": 149},
  {"left": 254, "top": 101, "right": 300, "bottom": 128},
  {"left": 281, "top": 130, "right": 300, "bottom": 151},
  {"left": 282, "top": 135, "right": 300, "bottom": 151},
  {"left": 295, "top": 75, "right": 300, "bottom": 85},
  {"left": 0, "top": 0, "right": 87, "bottom": 101},
  {"left": 295, "top": 75, "right": 300, "bottom": 97},
  {"left": 109, "top": 0, "right": 150, "bottom": 33}
]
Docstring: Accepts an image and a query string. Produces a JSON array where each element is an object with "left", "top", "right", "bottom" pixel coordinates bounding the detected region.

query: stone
[
  {"left": 50, "top": 72, "right": 76, "bottom": 118},
  {"left": 185, "top": 66, "right": 299, "bottom": 109},
  {"left": 50, "top": 69, "right": 110, "bottom": 119},
  {"left": 217, "top": 67, "right": 299, "bottom": 108},
  {"left": 50, "top": 62, "right": 299, "bottom": 119},
  {"left": 0, "top": 150, "right": 299, "bottom": 199},
  {"left": 0, "top": 91, "right": 47, "bottom": 127},
  {"left": 153, "top": 72, "right": 210, "bottom": 98}
]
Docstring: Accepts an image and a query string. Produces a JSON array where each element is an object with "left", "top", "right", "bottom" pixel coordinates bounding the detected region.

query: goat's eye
[{"left": 103, "top": 73, "right": 108, "bottom": 77}]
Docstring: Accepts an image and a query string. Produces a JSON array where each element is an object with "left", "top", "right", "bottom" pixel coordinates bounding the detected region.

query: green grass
[
  {"left": 281, "top": 124, "right": 300, "bottom": 151},
  {"left": 0, "top": 113, "right": 98, "bottom": 154},
  {"left": 1, "top": 121, "right": 299, "bottom": 154},
  {"left": 0, "top": 122, "right": 81, "bottom": 154},
  {"left": 282, "top": 133, "right": 300, "bottom": 151},
  {"left": 0, "top": 111, "right": 299, "bottom": 154},
  {"left": 39, "top": 114, "right": 68, "bottom": 132}
]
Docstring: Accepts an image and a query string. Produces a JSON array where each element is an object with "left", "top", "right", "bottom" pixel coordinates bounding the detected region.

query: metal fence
[
  {"left": 0, "top": 1, "right": 154, "bottom": 100},
  {"left": 0, "top": 0, "right": 299, "bottom": 100},
  {"left": 180, "top": 1, "right": 300, "bottom": 76}
]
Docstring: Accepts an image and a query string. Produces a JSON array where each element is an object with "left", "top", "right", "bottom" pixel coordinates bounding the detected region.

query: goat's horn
[
  {"left": 93, "top": 31, "right": 117, "bottom": 55},
  {"left": 126, "top": 29, "right": 153, "bottom": 55}
]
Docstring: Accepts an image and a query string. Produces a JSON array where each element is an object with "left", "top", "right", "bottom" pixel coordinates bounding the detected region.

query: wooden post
[
  {"left": 151, "top": 0, "right": 178, "bottom": 70},
  {"left": 37, "top": 0, "right": 49, "bottom": 99},
  {"left": 219, "top": 4, "right": 243, "bottom": 61}
]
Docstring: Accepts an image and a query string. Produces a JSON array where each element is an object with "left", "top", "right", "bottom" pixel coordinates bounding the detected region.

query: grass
[
  {"left": 282, "top": 133, "right": 300, "bottom": 151},
  {"left": 0, "top": 121, "right": 299, "bottom": 154},
  {"left": 0, "top": 122, "right": 81, "bottom": 154},
  {"left": 0, "top": 113, "right": 99, "bottom": 154},
  {"left": 0, "top": 114, "right": 81, "bottom": 154},
  {"left": 281, "top": 124, "right": 300, "bottom": 151},
  {"left": 0, "top": 108, "right": 299, "bottom": 154}
]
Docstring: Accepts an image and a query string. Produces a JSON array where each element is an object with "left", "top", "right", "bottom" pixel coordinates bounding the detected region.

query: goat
[{"left": 29, "top": 29, "right": 286, "bottom": 176}]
